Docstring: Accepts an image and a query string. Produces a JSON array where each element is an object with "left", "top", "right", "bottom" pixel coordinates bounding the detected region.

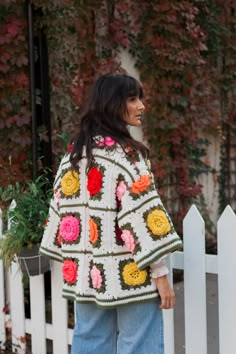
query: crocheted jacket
[{"left": 40, "top": 138, "right": 182, "bottom": 308}]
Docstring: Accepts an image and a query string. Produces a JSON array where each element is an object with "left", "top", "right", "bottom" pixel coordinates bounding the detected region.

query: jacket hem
[{"left": 62, "top": 290, "right": 159, "bottom": 309}]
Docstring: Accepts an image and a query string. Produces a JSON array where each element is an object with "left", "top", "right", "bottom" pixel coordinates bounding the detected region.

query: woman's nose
[{"left": 138, "top": 99, "right": 145, "bottom": 111}]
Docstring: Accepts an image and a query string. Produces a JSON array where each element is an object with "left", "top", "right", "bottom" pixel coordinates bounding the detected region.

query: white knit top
[{"left": 40, "top": 138, "right": 182, "bottom": 308}]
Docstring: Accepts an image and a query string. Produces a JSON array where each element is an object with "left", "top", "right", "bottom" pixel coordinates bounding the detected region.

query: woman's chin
[{"left": 128, "top": 120, "right": 142, "bottom": 127}]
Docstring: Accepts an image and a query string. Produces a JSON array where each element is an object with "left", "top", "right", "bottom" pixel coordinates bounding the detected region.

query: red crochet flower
[
  {"left": 115, "top": 224, "right": 123, "bottom": 242},
  {"left": 67, "top": 143, "right": 74, "bottom": 153},
  {"left": 62, "top": 260, "right": 77, "bottom": 283},
  {"left": 87, "top": 167, "right": 103, "bottom": 196}
]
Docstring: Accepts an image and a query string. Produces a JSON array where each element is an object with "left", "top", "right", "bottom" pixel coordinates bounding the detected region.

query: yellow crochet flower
[
  {"left": 122, "top": 262, "right": 147, "bottom": 286},
  {"left": 147, "top": 209, "right": 171, "bottom": 236},
  {"left": 61, "top": 170, "right": 79, "bottom": 196}
]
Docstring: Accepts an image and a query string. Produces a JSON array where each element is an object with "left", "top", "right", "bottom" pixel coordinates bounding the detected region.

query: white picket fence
[{"left": 0, "top": 204, "right": 236, "bottom": 354}]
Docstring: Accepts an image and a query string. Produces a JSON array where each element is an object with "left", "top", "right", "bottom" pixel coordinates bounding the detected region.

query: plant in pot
[{"left": 0, "top": 173, "right": 52, "bottom": 276}]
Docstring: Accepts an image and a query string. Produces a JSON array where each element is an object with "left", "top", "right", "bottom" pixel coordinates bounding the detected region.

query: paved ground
[{"left": 174, "top": 274, "right": 219, "bottom": 354}]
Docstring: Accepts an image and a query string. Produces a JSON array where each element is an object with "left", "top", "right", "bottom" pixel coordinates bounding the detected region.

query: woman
[{"left": 40, "top": 73, "right": 182, "bottom": 354}]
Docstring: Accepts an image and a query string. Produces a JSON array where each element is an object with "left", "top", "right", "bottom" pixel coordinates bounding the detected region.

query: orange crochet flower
[
  {"left": 56, "top": 231, "right": 62, "bottom": 245},
  {"left": 131, "top": 175, "right": 151, "bottom": 194},
  {"left": 89, "top": 218, "right": 98, "bottom": 244}
]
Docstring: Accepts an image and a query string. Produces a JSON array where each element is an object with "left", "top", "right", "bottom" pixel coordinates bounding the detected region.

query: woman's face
[{"left": 124, "top": 96, "right": 145, "bottom": 126}]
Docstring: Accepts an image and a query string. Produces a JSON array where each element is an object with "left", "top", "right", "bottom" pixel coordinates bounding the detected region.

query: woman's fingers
[
  {"left": 159, "top": 292, "right": 175, "bottom": 309},
  {"left": 155, "top": 275, "right": 175, "bottom": 309}
]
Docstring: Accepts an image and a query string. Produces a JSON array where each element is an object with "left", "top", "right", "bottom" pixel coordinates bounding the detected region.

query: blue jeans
[{"left": 71, "top": 300, "right": 164, "bottom": 354}]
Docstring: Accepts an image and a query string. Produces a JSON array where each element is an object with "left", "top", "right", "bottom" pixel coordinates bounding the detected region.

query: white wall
[
  {"left": 199, "top": 135, "right": 220, "bottom": 224},
  {"left": 119, "top": 49, "right": 144, "bottom": 143}
]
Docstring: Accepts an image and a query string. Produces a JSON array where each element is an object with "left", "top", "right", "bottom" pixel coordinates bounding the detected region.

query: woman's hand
[{"left": 155, "top": 275, "right": 175, "bottom": 309}]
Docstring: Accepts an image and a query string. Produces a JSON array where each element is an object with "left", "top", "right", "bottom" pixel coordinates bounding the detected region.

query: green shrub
[{"left": 0, "top": 173, "right": 52, "bottom": 269}]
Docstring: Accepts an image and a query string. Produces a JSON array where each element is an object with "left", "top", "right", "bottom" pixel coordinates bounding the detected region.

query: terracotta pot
[{"left": 17, "top": 244, "right": 50, "bottom": 276}]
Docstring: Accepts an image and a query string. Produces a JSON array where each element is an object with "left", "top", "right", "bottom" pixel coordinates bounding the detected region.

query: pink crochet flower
[
  {"left": 62, "top": 260, "right": 77, "bottom": 283},
  {"left": 116, "top": 181, "right": 127, "bottom": 201},
  {"left": 59, "top": 216, "right": 80, "bottom": 242},
  {"left": 55, "top": 188, "right": 61, "bottom": 200},
  {"left": 121, "top": 230, "right": 135, "bottom": 253},
  {"left": 90, "top": 265, "right": 102, "bottom": 289},
  {"left": 98, "top": 137, "right": 116, "bottom": 147}
]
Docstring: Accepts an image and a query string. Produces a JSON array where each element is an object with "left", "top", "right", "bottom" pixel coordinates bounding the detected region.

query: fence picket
[
  {"left": 0, "top": 260, "right": 5, "bottom": 349},
  {"left": 163, "top": 255, "right": 175, "bottom": 354},
  {"left": 51, "top": 260, "right": 69, "bottom": 353},
  {"left": 6, "top": 200, "right": 25, "bottom": 353},
  {"left": 9, "top": 262, "right": 25, "bottom": 353},
  {"left": 29, "top": 275, "right": 47, "bottom": 354},
  {"left": 183, "top": 205, "right": 207, "bottom": 354},
  {"left": 0, "top": 207, "right": 6, "bottom": 350},
  {"left": 217, "top": 205, "right": 236, "bottom": 354}
]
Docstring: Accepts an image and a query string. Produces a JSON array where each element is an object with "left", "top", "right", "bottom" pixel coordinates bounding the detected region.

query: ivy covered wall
[
  {"left": 0, "top": 0, "right": 236, "bottom": 240},
  {"left": 0, "top": 1, "right": 31, "bottom": 187}
]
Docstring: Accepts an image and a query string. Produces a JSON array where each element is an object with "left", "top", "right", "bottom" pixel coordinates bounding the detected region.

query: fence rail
[{"left": 1, "top": 204, "right": 236, "bottom": 354}]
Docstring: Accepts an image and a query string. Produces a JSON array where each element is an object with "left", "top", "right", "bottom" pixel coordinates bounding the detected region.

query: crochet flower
[
  {"left": 61, "top": 170, "right": 80, "bottom": 196},
  {"left": 131, "top": 175, "right": 151, "bottom": 194},
  {"left": 117, "top": 198, "right": 121, "bottom": 210},
  {"left": 121, "top": 230, "right": 135, "bottom": 253},
  {"left": 122, "top": 262, "right": 147, "bottom": 286},
  {"left": 87, "top": 167, "right": 103, "bottom": 196},
  {"left": 59, "top": 216, "right": 80, "bottom": 242},
  {"left": 62, "top": 260, "right": 77, "bottom": 283},
  {"left": 89, "top": 218, "right": 98, "bottom": 244},
  {"left": 98, "top": 137, "right": 116, "bottom": 147},
  {"left": 147, "top": 209, "right": 171, "bottom": 236},
  {"left": 54, "top": 187, "right": 61, "bottom": 200},
  {"left": 54, "top": 187, "right": 61, "bottom": 207},
  {"left": 115, "top": 224, "right": 123, "bottom": 242},
  {"left": 116, "top": 181, "right": 127, "bottom": 201},
  {"left": 44, "top": 219, "right": 48, "bottom": 226},
  {"left": 56, "top": 231, "right": 62, "bottom": 245},
  {"left": 90, "top": 265, "right": 102, "bottom": 289},
  {"left": 67, "top": 143, "right": 74, "bottom": 153}
]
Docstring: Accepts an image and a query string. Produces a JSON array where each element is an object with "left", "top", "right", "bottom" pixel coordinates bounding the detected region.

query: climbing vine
[
  {"left": 32, "top": 0, "right": 123, "bottom": 161},
  {"left": 0, "top": 1, "right": 31, "bottom": 189},
  {"left": 0, "top": 0, "right": 236, "bottom": 238}
]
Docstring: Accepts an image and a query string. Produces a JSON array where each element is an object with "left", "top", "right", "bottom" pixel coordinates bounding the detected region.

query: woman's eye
[{"left": 129, "top": 96, "right": 137, "bottom": 102}]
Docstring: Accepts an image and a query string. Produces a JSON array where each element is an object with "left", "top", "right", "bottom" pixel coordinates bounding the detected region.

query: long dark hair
[{"left": 70, "top": 73, "right": 149, "bottom": 168}]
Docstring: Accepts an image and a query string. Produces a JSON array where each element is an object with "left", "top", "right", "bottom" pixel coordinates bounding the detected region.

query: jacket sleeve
[
  {"left": 39, "top": 160, "right": 63, "bottom": 262},
  {"left": 117, "top": 153, "right": 182, "bottom": 270}
]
